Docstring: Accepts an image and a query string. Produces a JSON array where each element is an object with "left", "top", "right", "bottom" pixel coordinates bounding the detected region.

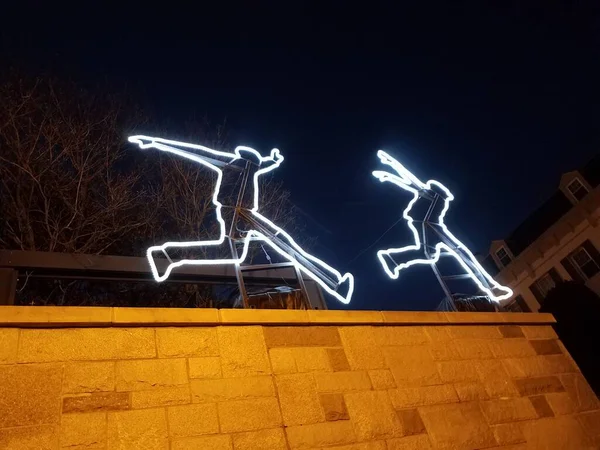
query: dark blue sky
[{"left": 2, "top": 2, "right": 599, "bottom": 310}]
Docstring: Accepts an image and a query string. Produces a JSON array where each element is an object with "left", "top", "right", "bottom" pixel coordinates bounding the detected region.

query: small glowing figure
[
  {"left": 128, "top": 135, "right": 354, "bottom": 304},
  {"left": 373, "top": 150, "right": 512, "bottom": 302}
]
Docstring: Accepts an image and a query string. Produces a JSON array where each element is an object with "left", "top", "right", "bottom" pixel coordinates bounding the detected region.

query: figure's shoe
[
  {"left": 489, "top": 285, "right": 513, "bottom": 302},
  {"left": 147, "top": 247, "right": 175, "bottom": 282},
  {"left": 334, "top": 273, "right": 355, "bottom": 305}
]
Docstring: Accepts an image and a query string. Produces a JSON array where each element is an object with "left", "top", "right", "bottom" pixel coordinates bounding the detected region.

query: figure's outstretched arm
[{"left": 129, "top": 135, "right": 236, "bottom": 168}]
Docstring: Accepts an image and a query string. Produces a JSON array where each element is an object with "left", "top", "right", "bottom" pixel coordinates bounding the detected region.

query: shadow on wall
[{"left": 541, "top": 281, "right": 600, "bottom": 395}]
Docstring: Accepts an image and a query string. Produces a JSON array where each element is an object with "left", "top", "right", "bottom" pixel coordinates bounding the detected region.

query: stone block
[
  {"left": 320, "top": 393, "right": 349, "bottom": 421},
  {"left": 480, "top": 398, "right": 537, "bottom": 424},
  {"left": 172, "top": 434, "right": 232, "bottom": 450},
  {"left": 514, "top": 376, "right": 564, "bottom": 396},
  {"left": 307, "top": 309, "right": 383, "bottom": 323},
  {"left": 0, "top": 425, "right": 58, "bottom": 450},
  {"left": 492, "top": 422, "right": 525, "bottom": 445},
  {"left": 276, "top": 373, "right": 324, "bottom": 426},
  {"left": 116, "top": 358, "right": 188, "bottom": 391},
  {"left": 489, "top": 339, "right": 535, "bottom": 358},
  {"left": 339, "top": 326, "right": 385, "bottom": 370},
  {"left": 436, "top": 360, "right": 479, "bottom": 383},
  {"left": 1, "top": 305, "right": 111, "bottom": 326},
  {"left": 61, "top": 412, "right": 106, "bottom": 449},
  {"left": 231, "top": 428, "right": 286, "bottom": 450},
  {"left": 384, "top": 346, "right": 441, "bottom": 386},
  {"left": 314, "top": 371, "right": 372, "bottom": 392},
  {"left": 444, "top": 312, "right": 504, "bottom": 323},
  {"left": 545, "top": 392, "right": 576, "bottom": 415},
  {"left": 326, "top": 443, "right": 388, "bottom": 450},
  {"left": 419, "top": 402, "right": 496, "bottom": 450},
  {"left": 63, "top": 392, "right": 130, "bottom": 413},
  {"left": 285, "top": 420, "right": 357, "bottom": 448},
  {"left": 446, "top": 325, "right": 502, "bottom": 339},
  {"left": 498, "top": 325, "right": 525, "bottom": 338},
  {"left": 191, "top": 376, "right": 274, "bottom": 403},
  {"left": 0, "top": 328, "right": 18, "bottom": 364},
  {"left": 131, "top": 386, "right": 190, "bottom": 408},
  {"left": 388, "top": 385, "right": 458, "bottom": 409},
  {"left": 523, "top": 416, "right": 591, "bottom": 449},
  {"left": 264, "top": 326, "right": 342, "bottom": 347},
  {"left": 397, "top": 408, "right": 426, "bottom": 436},
  {"left": 530, "top": 339, "right": 562, "bottom": 355},
  {"left": 560, "top": 373, "right": 600, "bottom": 412},
  {"left": 107, "top": 408, "right": 168, "bottom": 450},
  {"left": 156, "top": 327, "right": 218, "bottom": 357},
  {"left": 454, "top": 382, "right": 490, "bottom": 401},
  {"left": 18, "top": 328, "right": 155, "bottom": 362},
  {"left": 428, "top": 340, "right": 461, "bottom": 360},
  {"left": 423, "top": 326, "right": 451, "bottom": 341},
  {"left": 500, "top": 312, "right": 555, "bottom": 323},
  {"left": 218, "top": 398, "right": 282, "bottom": 433},
  {"left": 386, "top": 435, "right": 432, "bottom": 450},
  {"left": 372, "top": 326, "right": 429, "bottom": 346},
  {"left": 328, "top": 348, "right": 351, "bottom": 371},
  {"left": 369, "top": 369, "right": 396, "bottom": 389},
  {"left": 189, "top": 356, "right": 221, "bottom": 379},
  {"left": 503, "top": 355, "right": 575, "bottom": 378},
  {"left": 269, "top": 348, "right": 297, "bottom": 374},
  {"left": 520, "top": 325, "right": 558, "bottom": 340},
  {"left": 530, "top": 395, "right": 554, "bottom": 418},
  {"left": 113, "top": 306, "right": 219, "bottom": 325},
  {"left": 218, "top": 326, "right": 271, "bottom": 378},
  {"left": 167, "top": 403, "right": 219, "bottom": 437},
  {"left": 220, "top": 308, "right": 308, "bottom": 324},
  {"left": 474, "top": 359, "right": 519, "bottom": 398},
  {"left": 293, "top": 347, "right": 332, "bottom": 372},
  {"left": 63, "top": 361, "right": 115, "bottom": 394},
  {"left": 578, "top": 410, "right": 600, "bottom": 440},
  {"left": 382, "top": 311, "right": 448, "bottom": 324},
  {"left": 455, "top": 339, "right": 494, "bottom": 359},
  {"left": 344, "top": 390, "right": 403, "bottom": 440},
  {"left": 0, "top": 363, "right": 62, "bottom": 428}
]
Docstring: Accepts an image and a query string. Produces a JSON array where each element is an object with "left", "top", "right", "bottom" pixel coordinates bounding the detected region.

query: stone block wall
[{"left": 0, "top": 307, "right": 598, "bottom": 449}]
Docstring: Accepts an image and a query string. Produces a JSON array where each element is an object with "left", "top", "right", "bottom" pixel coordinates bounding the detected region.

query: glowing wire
[
  {"left": 128, "top": 135, "right": 354, "bottom": 304},
  {"left": 372, "top": 150, "right": 513, "bottom": 302}
]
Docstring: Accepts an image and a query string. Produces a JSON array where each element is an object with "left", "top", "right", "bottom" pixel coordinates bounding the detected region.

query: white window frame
[
  {"left": 495, "top": 246, "right": 512, "bottom": 268},
  {"left": 570, "top": 246, "right": 600, "bottom": 280},
  {"left": 566, "top": 178, "right": 589, "bottom": 202},
  {"left": 535, "top": 272, "right": 556, "bottom": 298}
]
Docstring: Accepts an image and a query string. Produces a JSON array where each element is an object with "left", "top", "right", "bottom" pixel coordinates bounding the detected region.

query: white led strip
[
  {"left": 372, "top": 150, "right": 513, "bottom": 302},
  {"left": 128, "top": 135, "right": 354, "bottom": 304}
]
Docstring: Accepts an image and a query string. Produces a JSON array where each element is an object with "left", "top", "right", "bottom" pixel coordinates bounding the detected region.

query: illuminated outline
[
  {"left": 372, "top": 150, "right": 513, "bottom": 302},
  {"left": 128, "top": 135, "right": 354, "bottom": 304}
]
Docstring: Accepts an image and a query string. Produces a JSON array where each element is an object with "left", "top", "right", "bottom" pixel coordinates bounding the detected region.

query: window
[
  {"left": 495, "top": 247, "right": 512, "bottom": 268},
  {"left": 505, "top": 295, "right": 530, "bottom": 312},
  {"left": 570, "top": 246, "right": 600, "bottom": 279},
  {"left": 535, "top": 272, "right": 557, "bottom": 298},
  {"left": 567, "top": 178, "right": 589, "bottom": 202}
]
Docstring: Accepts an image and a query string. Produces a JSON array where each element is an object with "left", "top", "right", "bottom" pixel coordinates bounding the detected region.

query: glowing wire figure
[
  {"left": 128, "top": 135, "right": 354, "bottom": 304},
  {"left": 372, "top": 150, "right": 512, "bottom": 302}
]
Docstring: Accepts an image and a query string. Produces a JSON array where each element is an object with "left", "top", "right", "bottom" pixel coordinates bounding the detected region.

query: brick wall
[{"left": 0, "top": 307, "right": 598, "bottom": 449}]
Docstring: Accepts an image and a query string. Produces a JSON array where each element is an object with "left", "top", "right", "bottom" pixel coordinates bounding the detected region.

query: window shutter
[
  {"left": 515, "top": 295, "right": 530, "bottom": 312},
  {"left": 529, "top": 282, "right": 544, "bottom": 304},
  {"left": 582, "top": 240, "right": 600, "bottom": 267},
  {"left": 549, "top": 267, "right": 563, "bottom": 285},
  {"left": 561, "top": 256, "right": 584, "bottom": 283}
]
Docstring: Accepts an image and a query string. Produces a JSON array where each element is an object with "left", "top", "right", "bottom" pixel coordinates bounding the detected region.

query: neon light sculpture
[
  {"left": 128, "top": 135, "right": 354, "bottom": 305},
  {"left": 372, "top": 150, "right": 513, "bottom": 302}
]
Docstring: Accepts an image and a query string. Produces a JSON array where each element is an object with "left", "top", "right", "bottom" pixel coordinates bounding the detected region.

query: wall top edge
[{"left": 0, "top": 306, "right": 556, "bottom": 327}]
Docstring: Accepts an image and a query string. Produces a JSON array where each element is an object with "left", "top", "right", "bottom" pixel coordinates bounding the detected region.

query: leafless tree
[{"left": 0, "top": 74, "right": 151, "bottom": 254}]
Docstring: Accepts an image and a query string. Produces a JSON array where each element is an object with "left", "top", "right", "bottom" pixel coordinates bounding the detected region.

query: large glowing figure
[
  {"left": 128, "top": 135, "right": 354, "bottom": 304},
  {"left": 372, "top": 150, "right": 512, "bottom": 302}
]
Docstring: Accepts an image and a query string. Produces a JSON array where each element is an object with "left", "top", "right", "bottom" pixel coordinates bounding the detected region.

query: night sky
[{"left": 2, "top": 3, "right": 599, "bottom": 310}]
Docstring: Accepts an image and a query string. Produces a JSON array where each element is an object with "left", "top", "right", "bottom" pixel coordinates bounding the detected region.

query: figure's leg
[
  {"left": 248, "top": 212, "right": 354, "bottom": 304},
  {"left": 377, "top": 246, "right": 436, "bottom": 279}
]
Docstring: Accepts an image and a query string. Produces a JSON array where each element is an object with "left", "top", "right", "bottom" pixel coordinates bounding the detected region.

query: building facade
[{"left": 483, "top": 155, "right": 600, "bottom": 312}]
